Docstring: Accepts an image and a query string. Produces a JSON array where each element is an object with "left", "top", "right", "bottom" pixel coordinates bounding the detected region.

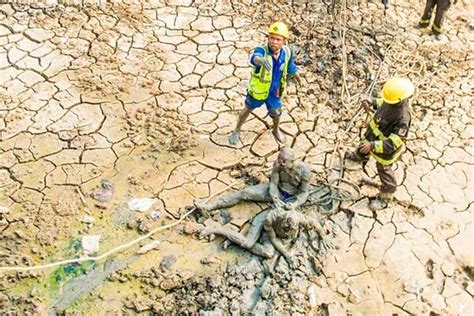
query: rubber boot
[
  {"left": 345, "top": 151, "right": 362, "bottom": 162},
  {"left": 435, "top": 33, "right": 446, "bottom": 41},
  {"left": 368, "top": 192, "right": 393, "bottom": 211}
]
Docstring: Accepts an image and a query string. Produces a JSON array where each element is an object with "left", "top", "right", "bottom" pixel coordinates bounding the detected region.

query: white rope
[{"left": 0, "top": 181, "right": 240, "bottom": 273}]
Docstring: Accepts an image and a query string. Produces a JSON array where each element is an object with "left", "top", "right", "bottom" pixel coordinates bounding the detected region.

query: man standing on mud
[
  {"left": 194, "top": 148, "right": 311, "bottom": 217},
  {"left": 229, "top": 22, "right": 300, "bottom": 145},
  {"left": 415, "top": 0, "right": 455, "bottom": 41},
  {"left": 346, "top": 77, "right": 414, "bottom": 211}
]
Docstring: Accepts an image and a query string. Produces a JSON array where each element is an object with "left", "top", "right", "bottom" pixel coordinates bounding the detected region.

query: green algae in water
[
  {"left": 49, "top": 238, "right": 95, "bottom": 286},
  {"left": 49, "top": 261, "right": 95, "bottom": 286}
]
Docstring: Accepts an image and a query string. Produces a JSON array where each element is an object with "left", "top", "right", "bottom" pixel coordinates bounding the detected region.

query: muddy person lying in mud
[
  {"left": 193, "top": 147, "right": 311, "bottom": 219},
  {"left": 199, "top": 205, "right": 334, "bottom": 271}
]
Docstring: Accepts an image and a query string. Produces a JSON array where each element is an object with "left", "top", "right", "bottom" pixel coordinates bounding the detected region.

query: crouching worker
[
  {"left": 346, "top": 77, "right": 414, "bottom": 211},
  {"left": 194, "top": 148, "right": 311, "bottom": 218}
]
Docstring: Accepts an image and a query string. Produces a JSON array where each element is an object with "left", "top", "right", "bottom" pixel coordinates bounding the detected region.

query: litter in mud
[{"left": 128, "top": 198, "right": 157, "bottom": 212}]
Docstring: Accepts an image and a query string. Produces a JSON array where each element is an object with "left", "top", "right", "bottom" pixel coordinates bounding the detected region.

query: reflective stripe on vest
[
  {"left": 389, "top": 133, "right": 404, "bottom": 148},
  {"left": 362, "top": 138, "right": 404, "bottom": 166},
  {"left": 375, "top": 98, "right": 383, "bottom": 109},
  {"left": 373, "top": 140, "right": 384, "bottom": 153},
  {"left": 248, "top": 45, "right": 290, "bottom": 100}
]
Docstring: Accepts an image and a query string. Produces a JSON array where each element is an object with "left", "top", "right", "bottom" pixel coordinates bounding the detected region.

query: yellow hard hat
[
  {"left": 381, "top": 77, "right": 415, "bottom": 104},
  {"left": 268, "top": 22, "right": 289, "bottom": 39}
]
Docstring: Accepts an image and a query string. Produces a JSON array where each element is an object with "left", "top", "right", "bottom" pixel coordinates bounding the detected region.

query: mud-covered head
[
  {"left": 280, "top": 210, "right": 299, "bottom": 231},
  {"left": 278, "top": 147, "right": 295, "bottom": 170}
]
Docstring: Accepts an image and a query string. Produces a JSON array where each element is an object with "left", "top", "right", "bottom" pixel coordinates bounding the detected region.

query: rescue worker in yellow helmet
[
  {"left": 346, "top": 77, "right": 415, "bottom": 210},
  {"left": 229, "top": 22, "right": 301, "bottom": 145}
]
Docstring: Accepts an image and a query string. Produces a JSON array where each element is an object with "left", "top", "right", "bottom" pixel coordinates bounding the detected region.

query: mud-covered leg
[
  {"left": 249, "top": 242, "right": 275, "bottom": 259},
  {"left": 195, "top": 183, "right": 273, "bottom": 216},
  {"left": 200, "top": 211, "right": 268, "bottom": 250}
]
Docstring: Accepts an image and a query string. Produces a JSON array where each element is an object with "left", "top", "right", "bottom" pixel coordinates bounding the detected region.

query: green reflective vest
[
  {"left": 247, "top": 45, "right": 291, "bottom": 100},
  {"left": 363, "top": 98, "right": 406, "bottom": 166}
]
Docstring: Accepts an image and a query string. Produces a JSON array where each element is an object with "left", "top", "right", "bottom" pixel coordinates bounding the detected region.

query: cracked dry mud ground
[{"left": 0, "top": 0, "right": 473, "bottom": 314}]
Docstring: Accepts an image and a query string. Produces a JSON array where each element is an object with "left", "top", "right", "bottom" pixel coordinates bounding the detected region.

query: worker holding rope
[
  {"left": 346, "top": 77, "right": 414, "bottom": 211},
  {"left": 229, "top": 22, "right": 301, "bottom": 145}
]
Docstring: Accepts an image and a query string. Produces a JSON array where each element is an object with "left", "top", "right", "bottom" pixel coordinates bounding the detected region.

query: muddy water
[{"left": 19, "top": 142, "right": 243, "bottom": 313}]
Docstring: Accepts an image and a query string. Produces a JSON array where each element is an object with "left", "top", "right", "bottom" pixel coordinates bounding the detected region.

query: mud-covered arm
[
  {"left": 292, "top": 164, "right": 311, "bottom": 209},
  {"left": 269, "top": 162, "right": 283, "bottom": 207},
  {"left": 300, "top": 214, "right": 324, "bottom": 235}
]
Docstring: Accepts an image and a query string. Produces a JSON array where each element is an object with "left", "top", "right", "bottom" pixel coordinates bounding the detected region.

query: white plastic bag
[
  {"left": 128, "top": 198, "right": 157, "bottom": 212},
  {"left": 81, "top": 235, "right": 101, "bottom": 255}
]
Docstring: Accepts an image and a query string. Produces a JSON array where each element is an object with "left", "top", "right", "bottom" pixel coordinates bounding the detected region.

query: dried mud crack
[{"left": 0, "top": 0, "right": 473, "bottom": 315}]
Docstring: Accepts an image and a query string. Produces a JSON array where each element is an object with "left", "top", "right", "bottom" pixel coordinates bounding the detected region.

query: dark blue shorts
[
  {"left": 245, "top": 93, "right": 282, "bottom": 115},
  {"left": 279, "top": 189, "right": 295, "bottom": 202}
]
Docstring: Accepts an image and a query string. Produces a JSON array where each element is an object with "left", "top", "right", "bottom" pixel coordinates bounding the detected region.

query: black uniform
[
  {"left": 418, "top": 0, "right": 452, "bottom": 35},
  {"left": 357, "top": 99, "right": 411, "bottom": 194}
]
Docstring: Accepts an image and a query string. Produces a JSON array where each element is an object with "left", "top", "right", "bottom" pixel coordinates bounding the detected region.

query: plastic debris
[
  {"left": 0, "top": 206, "right": 10, "bottom": 214},
  {"left": 81, "top": 235, "right": 101, "bottom": 255},
  {"left": 128, "top": 198, "right": 157, "bottom": 212},
  {"left": 137, "top": 240, "right": 161, "bottom": 254},
  {"left": 151, "top": 210, "right": 161, "bottom": 220},
  {"left": 80, "top": 215, "right": 95, "bottom": 224}
]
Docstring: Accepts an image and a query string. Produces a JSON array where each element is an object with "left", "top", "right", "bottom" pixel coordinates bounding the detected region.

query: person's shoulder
[
  {"left": 296, "top": 160, "right": 311, "bottom": 178},
  {"left": 272, "top": 160, "right": 281, "bottom": 170},
  {"left": 282, "top": 45, "right": 292, "bottom": 55}
]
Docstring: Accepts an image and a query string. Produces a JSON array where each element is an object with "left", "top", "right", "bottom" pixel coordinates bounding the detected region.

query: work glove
[{"left": 254, "top": 55, "right": 272, "bottom": 71}]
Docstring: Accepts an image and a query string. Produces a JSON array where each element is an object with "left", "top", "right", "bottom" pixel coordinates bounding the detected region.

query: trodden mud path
[{"left": 0, "top": 0, "right": 473, "bottom": 314}]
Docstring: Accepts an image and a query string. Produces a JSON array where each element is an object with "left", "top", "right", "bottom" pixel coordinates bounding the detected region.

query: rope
[
  {"left": 305, "top": 176, "right": 361, "bottom": 208},
  {"left": 0, "top": 181, "right": 240, "bottom": 273}
]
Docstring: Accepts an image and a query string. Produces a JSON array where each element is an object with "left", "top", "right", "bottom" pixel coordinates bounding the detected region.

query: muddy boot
[
  {"left": 435, "top": 33, "right": 446, "bottom": 41},
  {"left": 272, "top": 129, "right": 287, "bottom": 143},
  {"left": 414, "top": 22, "right": 429, "bottom": 29},
  {"left": 344, "top": 151, "right": 362, "bottom": 162},
  {"left": 229, "top": 130, "right": 240, "bottom": 145},
  {"left": 368, "top": 192, "right": 393, "bottom": 211},
  {"left": 358, "top": 175, "right": 379, "bottom": 188}
]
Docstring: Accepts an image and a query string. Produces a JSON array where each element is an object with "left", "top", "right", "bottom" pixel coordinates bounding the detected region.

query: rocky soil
[{"left": 0, "top": 0, "right": 473, "bottom": 314}]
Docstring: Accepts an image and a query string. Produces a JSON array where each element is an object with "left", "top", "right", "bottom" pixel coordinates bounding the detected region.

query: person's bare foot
[
  {"left": 229, "top": 130, "right": 240, "bottom": 145},
  {"left": 272, "top": 129, "right": 287, "bottom": 143},
  {"left": 199, "top": 227, "right": 216, "bottom": 241}
]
